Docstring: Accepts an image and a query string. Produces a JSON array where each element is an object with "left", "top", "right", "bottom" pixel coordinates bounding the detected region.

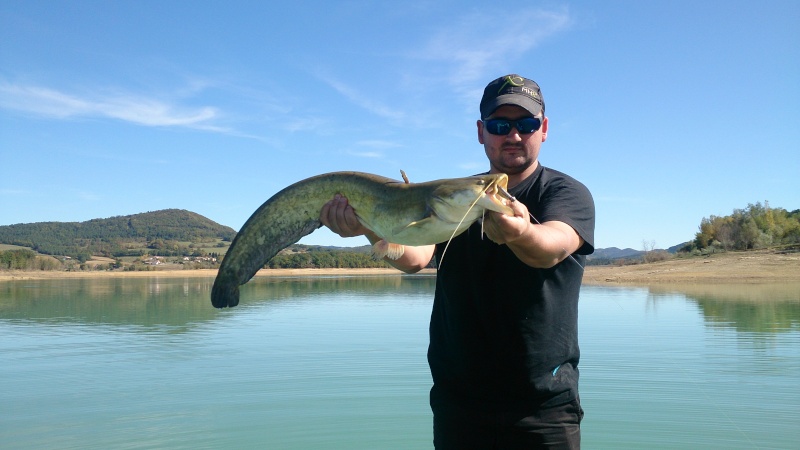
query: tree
[{"left": 690, "top": 201, "right": 800, "bottom": 253}]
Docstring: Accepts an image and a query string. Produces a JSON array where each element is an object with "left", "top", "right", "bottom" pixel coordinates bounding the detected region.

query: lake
[{"left": 1, "top": 275, "right": 798, "bottom": 449}]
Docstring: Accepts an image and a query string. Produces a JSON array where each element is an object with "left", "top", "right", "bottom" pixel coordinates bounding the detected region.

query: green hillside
[{"left": 0, "top": 209, "right": 236, "bottom": 261}]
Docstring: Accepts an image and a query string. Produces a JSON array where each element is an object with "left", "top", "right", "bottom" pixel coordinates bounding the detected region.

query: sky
[{"left": 1, "top": 0, "right": 798, "bottom": 251}]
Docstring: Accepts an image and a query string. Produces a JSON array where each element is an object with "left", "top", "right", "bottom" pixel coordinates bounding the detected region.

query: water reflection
[
  {"left": 0, "top": 275, "right": 436, "bottom": 330},
  {"left": 648, "top": 282, "right": 800, "bottom": 302},
  {"left": 647, "top": 282, "right": 800, "bottom": 334},
  {"left": 241, "top": 273, "right": 436, "bottom": 303}
]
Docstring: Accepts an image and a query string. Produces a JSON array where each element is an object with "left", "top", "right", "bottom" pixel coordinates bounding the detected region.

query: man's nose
[{"left": 504, "top": 128, "right": 523, "bottom": 141}]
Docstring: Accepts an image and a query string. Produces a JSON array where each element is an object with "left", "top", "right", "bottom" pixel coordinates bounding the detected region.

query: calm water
[{"left": 1, "top": 275, "right": 798, "bottom": 449}]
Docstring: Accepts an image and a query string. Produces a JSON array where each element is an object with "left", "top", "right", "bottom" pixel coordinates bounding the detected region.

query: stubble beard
[{"left": 491, "top": 145, "right": 534, "bottom": 175}]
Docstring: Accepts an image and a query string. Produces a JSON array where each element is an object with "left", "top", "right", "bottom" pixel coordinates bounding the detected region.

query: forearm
[
  {"left": 505, "top": 221, "right": 583, "bottom": 269},
  {"left": 482, "top": 199, "right": 583, "bottom": 268}
]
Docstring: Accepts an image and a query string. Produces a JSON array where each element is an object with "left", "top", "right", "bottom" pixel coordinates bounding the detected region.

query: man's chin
[{"left": 497, "top": 159, "right": 533, "bottom": 175}]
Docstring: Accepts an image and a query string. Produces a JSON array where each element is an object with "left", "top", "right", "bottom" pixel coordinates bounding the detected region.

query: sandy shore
[
  {"left": 0, "top": 267, "right": 435, "bottom": 281},
  {"left": 582, "top": 249, "right": 799, "bottom": 285},
  {"left": 2, "top": 250, "right": 797, "bottom": 284}
]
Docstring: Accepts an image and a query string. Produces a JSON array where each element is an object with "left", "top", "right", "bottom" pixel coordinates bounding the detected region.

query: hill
[
  {"left": 0, "top": 212, "right": 393, "bottom": 271},
  {"left": 0, "top": 209, "right": 236, "bottom": 260},
  {"left": 588, "top": 247, "right": 643, "bottom": 262},
  {"left": 586, "top": 242, "right": 690, "bottom": 265}
]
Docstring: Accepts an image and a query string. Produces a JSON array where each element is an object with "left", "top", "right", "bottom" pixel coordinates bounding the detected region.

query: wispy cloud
[
  {"left": 0, "top": 188, "right": 29, "bottom": 196},
  {"left": 347, "top": 150, "right": 384, "bottom": 158},
  {"left": 280, "top": 115, "right": 332, "bottom": 133},
  {"left": 345, "top": 140, "right": 406, "bottom": 158},
  {"left": 356, "top": 140, "right": 402, "bottom": 149},
  {"left": 0, "top": 81, "right": 225, "bottom": 131},
  {"left": 315, "top": 8, "right": 572, "bottom": 126},
  {"left": 319, "top": 76, "right": 406, "bottom": 122},
  {"left": 414, "top": 8, "right": 573, "bottom": 97}
]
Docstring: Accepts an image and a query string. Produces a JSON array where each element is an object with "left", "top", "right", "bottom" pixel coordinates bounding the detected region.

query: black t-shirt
[{"left": 428, "top": 164, "right": 595, "bottom": 410}]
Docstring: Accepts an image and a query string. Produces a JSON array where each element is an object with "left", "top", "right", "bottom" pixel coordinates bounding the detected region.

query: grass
[{"left": 0, "top": 244, "right": 37, "bottom": 252}]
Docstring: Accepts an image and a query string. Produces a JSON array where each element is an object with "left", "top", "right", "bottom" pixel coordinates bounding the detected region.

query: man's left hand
[{"left": 483, "top": 200, "right": 531, "bottom": 245}]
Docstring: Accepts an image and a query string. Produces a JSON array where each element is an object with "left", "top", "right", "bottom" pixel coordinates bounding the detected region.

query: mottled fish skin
[{"left": 211, "top": 171, "right": 511, "bottom": 308}]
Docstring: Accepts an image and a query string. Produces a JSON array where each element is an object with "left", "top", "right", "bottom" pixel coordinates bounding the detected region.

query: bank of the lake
[
  {"left": 583, "top": 249, "right": 799, "bottom": 285},
  {"left": 2, "top": 249, "right": 797, "bottom": 284},
  {"left": 0, "top": 267, "right": 436, "bottom": 282}
]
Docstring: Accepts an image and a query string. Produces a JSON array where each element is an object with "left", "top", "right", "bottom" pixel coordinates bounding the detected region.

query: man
[{"left": 320, "top": 74, "right": 595, "bottom": 449}]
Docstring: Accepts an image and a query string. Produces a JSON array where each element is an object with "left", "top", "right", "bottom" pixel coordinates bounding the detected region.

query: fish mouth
[
  {"left": 494, "top": 185, "right": 515, "bottom": 203},
  {"left": 481, "top": 174, "right": 514, "bottom": 215}
]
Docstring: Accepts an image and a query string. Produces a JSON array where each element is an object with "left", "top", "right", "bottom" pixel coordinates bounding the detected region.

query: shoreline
[
  {"left": 0, "top": 267, "right": 435, "bottom": 282},
  {"left": 2, "top": 250, "right": 797, "bottom": 285},
  {"left": 581, "top": 249, "right": 799, "bottom": 285}
]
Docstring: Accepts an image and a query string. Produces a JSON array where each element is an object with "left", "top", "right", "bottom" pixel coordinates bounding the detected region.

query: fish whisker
[{"left": 439, "top": 181, "right": 495, "bottom": 268}]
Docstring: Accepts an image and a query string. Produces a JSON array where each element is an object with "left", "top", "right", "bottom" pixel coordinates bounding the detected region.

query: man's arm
[
  {"left": 482, "top": 199, "right": 584, "bottom": 268},
  {"left": 319, "top": 195, "right": 435, "bottom": 273}
]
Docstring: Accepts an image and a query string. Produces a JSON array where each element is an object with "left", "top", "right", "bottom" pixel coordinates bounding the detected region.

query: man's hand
[
  {"left": 483, "top": 201, "right": 584, "bottom": 268},
  {"left": 319, "top": 194, "right": 369, "bottom": 238},
  {"left": 319, "top": 194, "right": 436, "bottom": 273},
  {"left": 482, "top": 200, "right": 531, "bottom": 245}
]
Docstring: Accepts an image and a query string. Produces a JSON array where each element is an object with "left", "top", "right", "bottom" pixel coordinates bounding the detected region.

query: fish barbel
[{"left": 211, "top": 171, "right": 513, "bottom": 308}]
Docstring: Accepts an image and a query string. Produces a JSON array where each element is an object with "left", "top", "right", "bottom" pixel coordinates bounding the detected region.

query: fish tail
[{"left": 211, "top": 271, "right": 240, "bottom": 308}]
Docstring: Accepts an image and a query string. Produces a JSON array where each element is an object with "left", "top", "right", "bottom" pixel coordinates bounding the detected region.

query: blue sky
[{"left": 1, "top": 1, "right": 798, "bottom": 251}]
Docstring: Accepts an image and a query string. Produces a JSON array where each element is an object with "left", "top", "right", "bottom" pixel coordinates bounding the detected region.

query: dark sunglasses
[{"left": 482, "top": 117, "right": 542, "bottom": 135}]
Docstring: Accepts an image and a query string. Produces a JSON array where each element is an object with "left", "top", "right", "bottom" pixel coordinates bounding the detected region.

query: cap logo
[
  {"left": 497, "top": 75, "right": 524, "bottom": 94},
  {"left": 521, "top": 86, "right": 540, "bottom": 100}
]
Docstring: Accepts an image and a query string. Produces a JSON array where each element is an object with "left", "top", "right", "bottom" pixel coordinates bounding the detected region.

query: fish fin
[
  {"left": 385, "top": 243, "right": 405, "bottom": 260},
  {"left": 398, "top": 216, "right": 435, "bottom": 231},
  {"left": 371, "top": 240, "right": 405, "bottom": 260}
]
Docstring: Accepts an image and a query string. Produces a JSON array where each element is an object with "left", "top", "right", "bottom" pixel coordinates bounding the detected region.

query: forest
[{"left": 682, "top": 202, "right": 800, "bottom": 253}]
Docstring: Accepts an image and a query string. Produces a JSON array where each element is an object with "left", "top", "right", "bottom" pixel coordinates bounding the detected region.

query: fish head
[{"left": 428, "top": 173, "right": 514, "bottom": 223}]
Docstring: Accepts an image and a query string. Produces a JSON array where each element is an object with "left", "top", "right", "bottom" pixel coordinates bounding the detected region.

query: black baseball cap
[{"left": 480, "top": 74, "right": 545, "bottom": 119}]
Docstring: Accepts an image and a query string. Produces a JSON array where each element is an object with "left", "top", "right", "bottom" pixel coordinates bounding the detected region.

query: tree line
[
  {"left": 683, "top": 201, "right": 800, "bottom": 252},
  {"left": 265, "top": 250, "right": 391, "bottom": 269},
  {"left": 0, "top": 249, "right": 62, "bottom": 271}
]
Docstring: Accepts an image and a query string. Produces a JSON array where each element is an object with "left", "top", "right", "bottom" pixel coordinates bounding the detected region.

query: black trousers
[{"left": 432, "top": 397, "right": 584, "bottom": 449}]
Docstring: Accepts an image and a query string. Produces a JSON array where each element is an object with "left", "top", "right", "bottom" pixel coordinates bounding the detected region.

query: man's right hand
[
  {"left": 320, "top": 194, "right": 435, "bottom": 273},
  {"left": 319, "top": 194, "right": 369, "bottom": 238}
]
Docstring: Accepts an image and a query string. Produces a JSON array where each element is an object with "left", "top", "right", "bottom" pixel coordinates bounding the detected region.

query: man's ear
[
  {"left": 540, "top": 116, "right": 549, "bottom": 142},
  {"left": 477, "top": 119, "right": 485, "bottom": 144}
]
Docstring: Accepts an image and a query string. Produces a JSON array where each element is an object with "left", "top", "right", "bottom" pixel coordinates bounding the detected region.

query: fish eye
[{"left": 476, "top": 180, "right": 485, "bottom": 185}]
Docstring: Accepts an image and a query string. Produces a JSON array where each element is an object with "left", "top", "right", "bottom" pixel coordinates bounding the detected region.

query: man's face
[{"left": 477, "top": 105, "right": 548, "bottom": 178}]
